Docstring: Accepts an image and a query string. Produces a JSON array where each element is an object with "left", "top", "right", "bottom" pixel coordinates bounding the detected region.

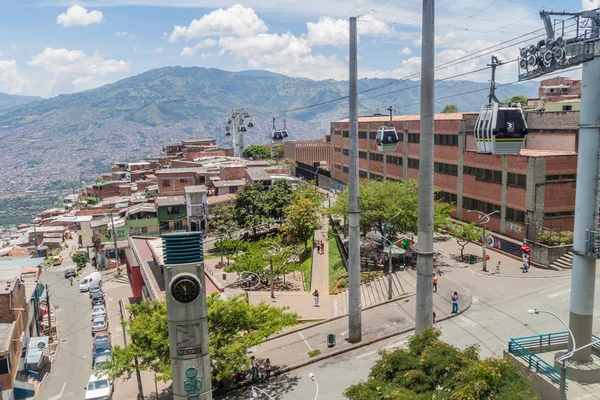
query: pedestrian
[
  {"left": 432, "top": 273, "right": 438, "bottom": 293},
  {"left": 265, "top": 358, "right": 271, "bottom": 380},
  {"left": 433, "top": 311, "right": 437, "bottom": 326},
  {"left": 251, "top": 356, "right": 259, "bottom": 382},
  {"left": 522, "top": 253, "right": 530, "bottom": 273},
  {"left": 69, "top": 276, "right": 73, "bottom": 286},
  {"left": 313, "top": 290, "right": 320, "bottom": 307},
  {"left": 451, "top": 291, "right": 459, "bottom": 313},
  {"left": 320, "top": 242, "right": 325, "bottom": 254},
  {"left": 495, "top": 261, "right": 501, "bottom": 274}
]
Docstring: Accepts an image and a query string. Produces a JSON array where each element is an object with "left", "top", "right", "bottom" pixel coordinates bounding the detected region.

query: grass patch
[
  {"left": 332, "top": 271, "right": 384, "bottom": 294},
  {"left": 328, "top": 228, "right": 346, "bottom": 294},
  {"left": 299, "top": 243, "right": 313, "bottom": 292},
  {"left": 307, "top": 349, "right": 321, "bottom": 358}
]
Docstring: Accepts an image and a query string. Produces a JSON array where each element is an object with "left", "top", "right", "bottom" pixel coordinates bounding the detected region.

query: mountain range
[{"left": 0, "top": 66, "right": 539, "bottom": 197}]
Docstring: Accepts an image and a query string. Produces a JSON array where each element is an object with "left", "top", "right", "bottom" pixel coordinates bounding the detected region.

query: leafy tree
[
  {"left": 242, "top": 144, "right": 271, "bottom": 160},
  {"left": 441, "top": 104, "right": 459, "bottom": 113},
  {"left": 506, "top": 94, "right": 528, "bottom": 106},
  {"left": 99, "top": 296, "right": 298, "bottom": 382},
  {"left": 71, "top": 251, "right": 89, "bottom": 269},
  {"left": 144, "top": 188, "right": 157, "bottom": 199},
  {"left": 267, "top": 179, "right": 294, "bottom": 221},
  {"left": 285, "top": 198, "right": 321, "bottom": 248},
  {"left": 208, "top": 204, "right": 238, "bottom": 235},
  {"left": 271, "top": 144, "right": 284, "bottom": 160},
  {"left": 214, "top": 238, "right": 248, "bottom": 263},
  {"left": 450, "top": 223, "right": 483, "bottom": 260},
  {"left": 344, "top": 328, "right": 538, "bottom": 400},
  {"left": 233, "top": 183, "right": 270, "bottom": 236},
  {"left": 225, "top": 235, "right": 295, "bottom": 279},
  {"left": 329, "top": 180, "right": 452, "bottom": 237}
]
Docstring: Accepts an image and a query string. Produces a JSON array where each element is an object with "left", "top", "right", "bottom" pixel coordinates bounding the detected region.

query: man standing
[{"left": 432, "top": 273, "right": 438, "bottom": 293}]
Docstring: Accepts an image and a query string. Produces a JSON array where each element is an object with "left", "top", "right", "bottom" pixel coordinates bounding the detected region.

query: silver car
[
  {"left": 91, "top": 316, "right": 108, "bottom": 336},
  {"left": 91, "top": 305, "right": 107, "bottom": 319}
]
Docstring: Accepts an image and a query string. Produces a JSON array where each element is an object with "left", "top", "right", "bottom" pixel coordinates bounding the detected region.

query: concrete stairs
[
  {"left": 549, "top": 251, "right": 573, "bottom": 270},
  {"left": 334, "top": 271, "right": 409, "bottom": 317}
]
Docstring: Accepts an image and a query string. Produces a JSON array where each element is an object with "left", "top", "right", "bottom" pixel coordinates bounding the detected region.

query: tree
[
  {"left": 71, "top": 251, "right": 89, "bottom": 270},
  {"left": 242, "top": 145, "right": 271, "bottom": 160},
  {"left": 225, "top": 235, "right": 295, "bottom": 279},
  {"left": 233, "top": 183, "right": 270, "bottom": 236},
  {"left": 208, "top": 204, "right": 238, "bottom": 235},
  {"left": 344, "top": 328, "right": 538, "bottom": 400},
  {"left": 271, "top": 144, "right": 284, "bottom": 160},
  {"left": 214, "top": 238, "right": 248, "bottom": 263},
  {"left": 285, "top": 197, "right": 321, "bottom": 248},
  {"left": 329, "top": 180, "right": 452, "bottom": 237},
  {"left": 450, "top": 223, "right": 483, "bottom": 260},
  {"left": 99, "top": 295, "right": 298, "bottom": 382},
  {"left": 506, "top": 94, "right": 528, "bottom": 106},
  {"left": 267, "top": 179, "right": 294, "bottom": 221},
  {"left": 441, "top": 104, "right": 459, "bottom": 113}
]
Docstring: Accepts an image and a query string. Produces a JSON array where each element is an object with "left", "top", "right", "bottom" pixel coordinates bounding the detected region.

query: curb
[
  {"left": 262, "top": 292, "right": 415, "bottom": 343},
  {"left": 222, "top": 292, "right": 473, "bottom": 395},
  {"left": 475, "top": 271, "right": 571, "bottom": 279}
]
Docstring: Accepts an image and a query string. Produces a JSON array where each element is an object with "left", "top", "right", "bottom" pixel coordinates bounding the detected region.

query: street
[{"left": 219, "top": 266, "right": 600, "bottom": 400}]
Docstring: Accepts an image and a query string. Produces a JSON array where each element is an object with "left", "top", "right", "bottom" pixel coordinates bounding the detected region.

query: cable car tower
[
  {"left": 474, "top": 56, "right": 528, "bottom": 155},
  {"left": 225, "top": 108, "right": 253, "bottom": 157}
]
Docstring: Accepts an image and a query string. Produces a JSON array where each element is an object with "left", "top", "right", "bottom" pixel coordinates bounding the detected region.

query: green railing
[{"left": 508, "top": 331, "right": 569, "bottom": 387}]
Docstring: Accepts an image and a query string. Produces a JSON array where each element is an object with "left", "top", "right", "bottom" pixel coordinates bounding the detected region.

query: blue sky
[{"left": 0, "top": 0, "right": 588, "bottom": 97}]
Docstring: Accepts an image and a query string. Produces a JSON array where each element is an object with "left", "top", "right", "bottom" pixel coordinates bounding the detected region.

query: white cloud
[
  {"left": 180, "top": 39, "right": 218, "bottom": 56},
  {"left": 582, "top": 0, "right": 599, "bottom": 10},
  {"left": 154, "top": 47, "right": 164, "bottom": 53},
  {"left": 56, "top": 5, "right": 103, "bottom": 28},
  {"left": 399, "top": 47, "right": 412, "bottom": 55},
  {"left": 169, "top": 4, "right": 268, "bottom": 42},
  {"left": 116, "top": 31, "right": 128, "bottom": 36},
  {"left": 415, "top": 32, "right": 457, "bottom": 47},
  {"left": 306, "top": 17, "right": 391, "bottom": 47},
  {"left": 27, "top": 48, "right": 129, "bottom": 93},
  {"left": 0, "top": 59, "right": 28, "bottom": 94}
]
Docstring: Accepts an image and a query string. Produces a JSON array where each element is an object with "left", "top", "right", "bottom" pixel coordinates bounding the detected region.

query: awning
[
  {"left": 383, "top": 245, "right": 406, "bottom": 255},
  {"left": 13, "top": 379, "right": 35, "bottom": 398}
]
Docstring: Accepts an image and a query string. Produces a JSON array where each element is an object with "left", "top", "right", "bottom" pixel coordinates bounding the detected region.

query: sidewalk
[{"left": 249, "top": 268, "right": 471, "bottom": 375}]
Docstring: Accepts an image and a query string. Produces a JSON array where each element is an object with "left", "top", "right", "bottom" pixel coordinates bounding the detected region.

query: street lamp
[
  {"left": 267, "top": 242, "right": 283, "bottom": 299},
  {"left": 467, "top": 209, "right": 499, "bottom": 272},
  {"left": 251, "top": 387, "right": 275, "bottom": 399},
  {"left": 309, "top": 372, "right": 319, "bottom": 400},
  {"left": 527, "top": 308, "right": 575, "bottom": 400},
  {"left": 383, "top": 210, "right": 403, "bottom": 300}
]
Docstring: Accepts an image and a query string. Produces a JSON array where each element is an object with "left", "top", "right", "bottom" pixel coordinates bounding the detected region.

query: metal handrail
[{"left": 508, "top": 339, "right": 567, "bottom": 386}]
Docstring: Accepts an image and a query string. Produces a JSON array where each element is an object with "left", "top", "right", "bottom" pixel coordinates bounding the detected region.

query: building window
[
  {"left": 167, "top": 206, "right": 180, "bottom": 215},
  {"left": 343, "top": 149, "right": 349, "bottom": 156},
  {"left": 359, "top": 131, "right": 367, "bottom": 139},
  {"left": 230, "top": 186, "right": 238, "bottom": 193},
  {"left": 546, "top": 174, "right": 576, "bottom": 181},
  {"left": 434, "top": 134, "right": 459, "bottom": 146},
  {"left": 408, "top": 158, "right": 419, "bottom": 169},
  {"left": 435, "top": 191, "right": 457, "bottom": 204},
  {"left": 507, "top": 173, "right": 527, "bottom": 188},
  {"left": 563, "top": 105, "right": 572, "bottom": 111},
  {"left": 174, "top": 220, "right": 183, "bottom": 230},
  {"left": 359, "top": 151, "right": 367, "bottom": 159},
  {"left": 335, "top": 164, "right": 342, "bottom": 170},
  {"left": 506, "top": 207, "right": 525, "bottom": 223},
  {"left": 465, "top": 167, "right": 503, "bottom": 184},
  {"left": 369, "top": 153, "right": 384, "bottom": 162},
  {"left": 398, "top": 132, "right": 404, "bottom": 142},
  {"left": 161, "top": 180, "right": 170, "bottom": 188},
  {"left": 408, "top": 133, "right": 420, "bottom": 143},
  {"left": 199, "top": 176, "right": 206, "bottom": 184},
  {"left": 343, "top": 131, "right": 349, "bottom": 138},
  {"left": 369, "top": 132, "right": 377, "bottom": 140},
  {"left": 359, "top": 170, "right": 368, "bottom": 178},
  {"left": 434, "top": 162, "right": 458, "bottom": 176},
  {"left": 179, "top": 178, "right": 188, "bottom": 183},
  {"left": 464, "top": 197, "right": 501, "bottom": 215},
  {"left": 370, "top": 173, "right": 383, "bottom": 181},
  {"left": 343, "top": 166, "right": 349, "bottom": 173},
  {"left": 386, "top": 155, "right": 403, "bottom": 165},
  {"left": 545, "top": 211, "right": 575, "bottom": 218},
  {"left": 335, "top": 147, "right": 342, "bottom": 153}
]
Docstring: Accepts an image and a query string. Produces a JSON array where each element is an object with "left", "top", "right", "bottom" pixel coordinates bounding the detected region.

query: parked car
[
  {"left": 85, "top": 374, "right": 113, "bottom": 400},
  {"left": 52, "top": 255, "right": 63, "bottom": 266},
  {"left": 91, "top": 292, "right": 105, "bottom": 306},
  {"left": 80, "top": 272, "right": 102, "bottom": 292},
  {"left": 93, "top": 331, "right": 111, "bottom": 347},
  {"left": 91, "top": 316, "right": 108, "bottom": 336},
  {"left": 93, "top": 344, "right": 112, "bottom": 364},
  {"left": 93, "top": 354, "right": 112, "bottom": 369},
  {"left": 64, "top": 268, "right": 77, "bottom": 279},
  {"left": 89, "top": 285, "right": 103, "bottom": 298},
  {"left": 91, "top": 305, "right": 107, "bottom": 319}
]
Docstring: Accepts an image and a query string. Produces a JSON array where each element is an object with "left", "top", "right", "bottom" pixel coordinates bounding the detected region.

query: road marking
[
  {"left": 298, "top": 331, "right": 312, "bottom": 351},
  {"left": 384, "top": 340, "right": 407, "bottom": 350},
  {"left": 340, "top": 330, "right": 348, "bottom": 336},
  {"left": 356, "top": 340, "right": 408, "bottom": 359},
  {"left": 538, "top": 283, "right": 570, "bottom": 295},
  {"left": 457, "top": 315, "right": 478, "bottom": 328},
  {"left": 48, "top": 382, "right": 66, "bottom": 400},
  {"left": 356, "top": 349, "right": 380, "bottom": 359},
  {"left": 547, "top": 289, "right": 571, "bottom": 298}
]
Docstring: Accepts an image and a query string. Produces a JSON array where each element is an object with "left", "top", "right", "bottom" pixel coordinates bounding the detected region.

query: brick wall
[
  {"left": 157, "top": 172, "right": 198, "bottom": 196},
  {"left": 219, "top": 166, "right": 247, "bottom": 180},
  {"left": 76, "top": 207, "right": 120, "bottom": 216},
  {"left": 171, "top": 160, "right": 204, "bottom": 168}
]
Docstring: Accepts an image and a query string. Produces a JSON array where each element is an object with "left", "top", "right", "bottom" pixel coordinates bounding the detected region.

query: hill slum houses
[{"left": 12, "top": 138, "right": 297, "bottom": 274}]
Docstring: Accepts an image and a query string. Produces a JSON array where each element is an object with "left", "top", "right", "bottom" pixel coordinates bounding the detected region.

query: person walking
[
  {"left": 320, "top": 241, "right": 325, "bottom": 254},
  {"left": 451, "top": 291, "right": 459, "bottom": 313},
  {"left": 313, "top": 290, "right": 320, "bottom": 307},
  {"left": 495, "top": 261, "right": 501, "bottom": 274},
  {"left": 265, "top": 358, "right": 271, "bottom": 380},
  {"left": 522, "top": 253, "right": 530, "bottom": 273},
  {"left": 433, "top": 311, "right": 437, "bottom": 326},
  {"left": 432, "top": 273, "right": 438, "bottom": 293},
  {"left": 69, "top": 276, "right": 73, "bottom": 286},
  {"left": 251, "top": 356, "right": 259, "bottom": 382}
]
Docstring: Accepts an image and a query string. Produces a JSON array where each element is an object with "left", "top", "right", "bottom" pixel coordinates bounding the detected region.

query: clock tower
[{"left": 162, "top": 232, "right": 212, "bottom": 400}]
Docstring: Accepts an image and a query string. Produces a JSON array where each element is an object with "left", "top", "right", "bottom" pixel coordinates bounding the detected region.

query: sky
[{"left": 0, "top": 0, "right": 590, "bottom": 97}]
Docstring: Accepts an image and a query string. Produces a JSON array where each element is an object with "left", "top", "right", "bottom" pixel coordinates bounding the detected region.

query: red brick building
[
  {"left": 327, "top": 111, "right": 579, "bottom": 242},
  {"left": 284, "top": 139, "right": 331, "bottom": 169}
]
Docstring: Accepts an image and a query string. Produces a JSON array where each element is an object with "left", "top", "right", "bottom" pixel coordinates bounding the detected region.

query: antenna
[
  {"left": 487, "top": 55, "right": 502, "bottom": 104},
  {"left": 386, "top": 105, "right": 394, "bottom": 127}
]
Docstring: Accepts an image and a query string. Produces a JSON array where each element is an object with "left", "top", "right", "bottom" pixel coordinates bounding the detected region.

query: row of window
[
  {"left": 545, "top": 211, "right": 575, "bottom": 218},
  {"left": 463, "top": 197, "right": 501, "bottom": 215},
  {"left": 506, "top": 207, "right": 526, "bottom": 224},
  {"left": 386, "top": 155, "right": 403, "bottom": 165},
  {"left": 434, "top": 162, "right": 458, "bottom": 176},
  {"left": 434, "top": 134, "right": 459, "bottom": 146},
  {"left": 370, "top": 173, "right": 383, "bottom": 180},
  {"left": 463, "top": 167, "right": 527, "bottom": 188},
  {"left": 408, "top": 158, "right": 420, "bottom": 169},
  {"left": 359, "top": 170, "right": 368, "bottom": 178},
  {"left": 436, "top": 191, "right": 458, "bottom": 204},
  {"left": 408, "top": 133, "right": 420, "bottom": 143},
  {"left": 546, "top": 174, "right": 576, "bottom": 181},
  {"left": 507, "top": 173, "right": 527, "bottom": 188}
]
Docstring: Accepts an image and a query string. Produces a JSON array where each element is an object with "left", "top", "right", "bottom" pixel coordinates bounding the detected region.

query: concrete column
[
  {"left": 569, "top": 55, "right": 600, "bottom": 363},
  {"left": 367, "top": 123, "right": 371, "bottom": 177},
  {"left": 456, "top": 122, "right": 465, "bottom": 219},
  {"left": 500, "top": 155, "right": 508, "bottom": 234},
  {"left": 524, "top": 157, "right": 546, "bottom": 241},
  {"left": 403, "top": 121, "right": 409, "bottom": 182}
]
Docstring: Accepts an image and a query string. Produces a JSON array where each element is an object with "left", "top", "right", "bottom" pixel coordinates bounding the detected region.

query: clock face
[{"left": 170, "top": 275, "right": 201, "bottom": 303}]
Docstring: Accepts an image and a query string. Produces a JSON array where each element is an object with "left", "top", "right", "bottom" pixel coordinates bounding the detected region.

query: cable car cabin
[
  {"left": 474, "top": 103, "right": 527, "bottom": 155},
  {"left": 248, "top": 122, "right": 254, "bottom": 128},
  {"left": 225, "top": 131, "right": 231, "bottom": 137},
  {"left": 282, "top": 129, "right": 289, "bottom": 138},
  {"left": 375, "top": 127, "right": 399, "bottom": 152},
  {"left": 272, "top": 130, "right": 284, "bottom": 144},
  {"left": 239, "top": 126, "right": 247, "bottom": 133}
]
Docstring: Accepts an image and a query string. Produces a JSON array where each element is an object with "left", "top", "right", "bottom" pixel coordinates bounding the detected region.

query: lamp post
[
  {"left": 314, "top": 165, "right": 322, "bottom": 187},
  {"left": 251, "top": 387, "right": 275, "bottom": 399},
  {"left": 383, "top": 210, "right": 403, "bottom": 300},
  {"left": 309, "top": 372, "right": 319, "bottom": 400},
  {"left": 527, "top": 308, "right": 575, "bottom": 400},
  {"left": 467, "top": 209, "right": 499, "bottom": 272},
  {"left": 267, "top": 242, "right": 282, "bottom": 299}
]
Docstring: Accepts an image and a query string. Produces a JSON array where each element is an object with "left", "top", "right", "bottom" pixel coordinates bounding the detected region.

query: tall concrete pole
[
  {"left": 415, "top": 0, "right": 435, "bottom": 333},
  {"left": 568, "top": 54, "right": 600, "bottom": 362},
  {"left": 232, "top": 114, "right": 238, "bottom": 157},
  {"left": 348, "top": 16, "right": 362, "bottom": 343}
]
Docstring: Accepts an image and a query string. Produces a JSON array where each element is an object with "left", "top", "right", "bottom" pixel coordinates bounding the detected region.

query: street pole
[
  {"left": 482, "top": 224, "right": 487, "bottom": 272},
  {"left": 33, "top": 222, "right": 38, "bottom": 256},
  {"left": 415, "top": 0, "right": 435, "bottom": 333},
  {"left": 568, "top": 48, "right": 600, "bottom": 363},
  {"left": 270, "top": 254, "right": 275, "bottom": 299},
  {"left": 220, "top": 233, "right": 224, "bottom": 266},
  {"left": 45, "top": 284, "right": 53, "bottom": 341},
  {"left": 110, "top": 212, "right": 120, "bottom": 271},
  {"left": 560, "top": 360, "right": 567, "bottom": 400},
  {"left": 232, "top": 114, "right": 238, "bottom": 157},
  {"left": 388, "top": 246, "right": 393, "bottom": 300},
  {"left": 347, "top": 16, "right": 362, "bottom": 343}
]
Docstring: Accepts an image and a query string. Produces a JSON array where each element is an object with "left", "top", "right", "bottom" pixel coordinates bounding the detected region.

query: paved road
[{"left": 218, "top": 266, "right": 600, "bottom": 400}]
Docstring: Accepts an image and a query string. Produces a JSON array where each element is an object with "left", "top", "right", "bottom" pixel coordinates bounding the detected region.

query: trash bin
[
  {"left": 327, "top": 333, "right": 336, "bottom": 348},
  {"left": 469, "top": 255, "right": 476, "bottom": 264},
  {"left": 222, "top": 273, "right": 226, "bottom": 280}
]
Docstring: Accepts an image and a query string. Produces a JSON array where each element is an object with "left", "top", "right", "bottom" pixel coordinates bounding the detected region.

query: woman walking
[
  {"left": 265, "top": 358, "right": 271, "bottom": 380},
  {"left": 451, "top": 291, "right": 459, "bottom": 313},
  {"left": 313, "top": 290, "right": 320, "bottom": 306}
]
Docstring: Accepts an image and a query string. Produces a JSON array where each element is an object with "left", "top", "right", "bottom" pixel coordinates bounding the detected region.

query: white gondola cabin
[
  {"left": 272, "top": 129, "right": 284, "bottom": 144},
  {"left": 474, "top": 103, "right": 527, "bottom": 155},
  {"left": 375, "top": 126, "right": 399, "bottom": 152}
]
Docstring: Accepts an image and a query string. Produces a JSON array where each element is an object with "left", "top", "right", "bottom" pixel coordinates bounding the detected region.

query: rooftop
[
  {"left": 520, "top": 149, "right": 578, "bottom": 157},
  {"left": 0, "top": 322, "right": 15, "bottom": 354},
  {"left": 0, "top": 258, "right": 44, "bottom": 268},
  {"left": 154, "top": 167, "right": 206, "bottom": 175},
  {"left": 213, "top": 179, "right": 246, "bottom": 188},
  {"left": 207, "top": 193, "right": 235, "bottom": 205},
  {"left": 184, "top": 185, "right": 208, "bottom": 194},
  {"left": 246, "top": 168, "right": 272, "bottom": 181},
  {"left": 156, "top": 195, "right": 186, "bottom": 207},
  {"left": 127, "top": 203, "right": 157, "bottom": 216}
]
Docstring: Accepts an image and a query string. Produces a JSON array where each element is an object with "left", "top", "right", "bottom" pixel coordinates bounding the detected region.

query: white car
[
  {"left": 84, "top": 373, "right": 113, "bottom": 400},
  {"left": 91, "top": 305, "right": 107, "bottom": 319}
]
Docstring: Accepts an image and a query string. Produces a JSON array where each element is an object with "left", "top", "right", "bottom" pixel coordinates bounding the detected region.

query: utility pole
[
  {"left": 109, "top": 212, "right": 120, "bottom": 271},
  {"left": 270, "top": 254, "right": 275, "bottom": 299},
  {"left": 45, "top": 284, "right": 53, "bottom": 341},
  {"left": 348, "top": 16, "right": 362, "bottom": 343},
  {"left": 32, "top": 222, "right": 38, "bottom": 256},
  {"left": 415, "top": 0, "right": 435, "bottom": 333}
]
